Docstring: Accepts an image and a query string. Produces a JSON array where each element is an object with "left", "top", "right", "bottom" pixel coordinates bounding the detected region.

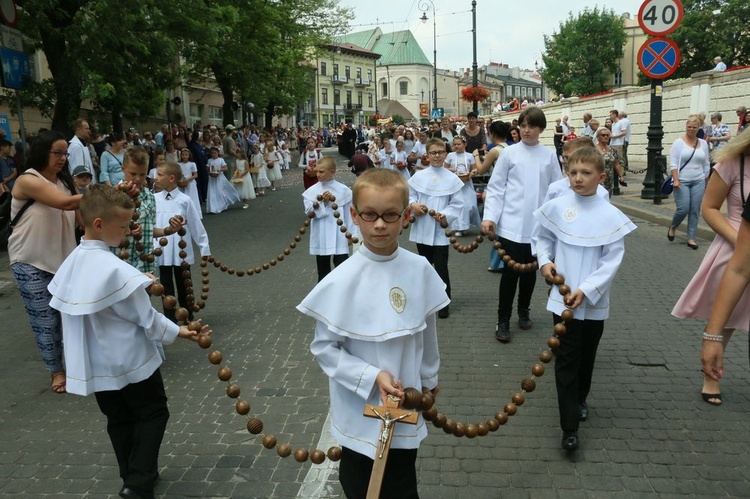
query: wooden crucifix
[{"left": 363, "top": 394, "right": 419, "bottom": 499}]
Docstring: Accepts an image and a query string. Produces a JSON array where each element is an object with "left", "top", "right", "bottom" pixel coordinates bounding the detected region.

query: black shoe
[
  {"left": 495, "top": 317, "right": 511, "bottom": 343},
  {"left": 119, "top": 487, "right": 150, "bottom": 499},
  {"left": 667, "top": 227, "right": 675, "bottom": 242},
  {"left": 561, "top": 431, "right": 579, "bottom": 450},
  {"left": 687, "top": 242, "right": 699, "bottom": 250},
  {"left": 518, "top": 309, "right": 532, "bottom": 330},
  {"left": 438, "top": 306, "right": 450, "bottom": 319},
  {"left": 619, "top": 177, "right": 628, "bottom": 187},
  {"left": 578, "top": 403, "right": 589, "bottom": 421}
]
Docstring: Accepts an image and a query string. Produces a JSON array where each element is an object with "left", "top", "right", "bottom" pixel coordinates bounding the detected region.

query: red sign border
[
  {"left": 638, "top": 37, "right": 681, "bottom": 80},
  {"left": 0, "top": 0, "right": 18, "bottom": 28},
  {"left": 638, "top": 0, "right": 684, "bottom": 37}
]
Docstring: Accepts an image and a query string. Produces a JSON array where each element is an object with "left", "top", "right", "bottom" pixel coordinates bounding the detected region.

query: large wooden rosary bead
[
  {"left": 494, "top": 412, "right": 509, "bottom": 425},
  {"left": 294, "top": 448, "right": 309, "bottom": 463},
  {"left": 197, "top": 334, "right": 212, "bottom": 349},
  {"left": 208, "top": 350, "right": 222, "bottom": 365},
  {"left": 464, "top": 424, "right": 478, "bottom": 438},
  {"left": 402, "top": 387, "right": 422, "bottom": 410},
  {"left": 310, "top": 449, "right": 326, "bottom": 464},
  {"left": 235, "top": 400, "right": 250, "bottom": 415},
  {"left": 421, "top": 393, "right": 434, "bottom": 411},
  {"left": 246, "top": 418, "right": 263, "bottom": 434},
  {"left": 149, "top": 282, "right": 165, "bottom": 296},
  {"left": 218, "top": 366, "right": 232, "bottom": 382},
  {"left": 486, "top": 419, "right": 500, "bottom": 431},
  {"left": 327, "top": 447, "right": 342, "bottom": 462},
  {"left": 512, "top": 392, "right": 525, "bottom": 406},
  {"left": 433, "top": 413, "right": 447, "bottom": 428},
  {"left": 163, "top": 296, "right": 177, "bottom": 309},
  {"left": 547, "top": 337, "right": 560, "bottom": 349},
  {"left": 551, "top": 274, "right": 565, "bottom": 285},
  {"left": 504, "top": 403, "right": 518, "bottom": 416},
  {"left": 175, "top": 308, "right": 189, "bottom": 322},
  {"left": 453, "top": 423, "right": 466, "bottom": 438},
  {"left": 442, "top": 419, "right": 457, "bottom": 434},
  {"left": 476, "top": 423, "right": 489, "bottom": 436},
  {"left": 422, "top": 406, "right": 438, "bottom": 421},
  {"left": 262, "top": 434, "right": 276, "bottom": 449},
  {"left": 153, "top": 248, "right": 163, "bottom": 257},
  {"left": 553, "top": 323, "right": 567, "bottom": 336},
  {"left": 277, "top": 444, "right": 292, "bottom": 458},
  {"left": 558, "top": 284, "right": 571, "bottom": 296},
  {"left": 531, "top": 363, "right": 545, "bottom": 376},
  {"left": 521, "top": 378, "right": 536, "bottom": 393},
  {"left": 540, "top": 350, "right": 554, "bottom": 363},
  {"left": 226, "top": 384, "right": 241, "bottom": 398},
  {"left": 561, "top": 309, "right": 574, "bottom": 323}
]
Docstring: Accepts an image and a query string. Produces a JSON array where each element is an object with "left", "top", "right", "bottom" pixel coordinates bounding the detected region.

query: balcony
[
  {"left": 331, "top": 75, "right": 348, "bottom": 84},
  {"left": 354, "top": 77, "right": 371, "bottom": 87},
  {"left": 344, "top": 103, "right": 363, "bottom": 111}
]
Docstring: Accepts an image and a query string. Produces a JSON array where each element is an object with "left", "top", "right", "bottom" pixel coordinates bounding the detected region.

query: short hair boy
[
  {"left": 48, "top": 184, "right": 209, "bottom": 498},
  {"left": 408, "top": 137, "right": 464, "bottom": 318},
  {"left": 544, "top": 141, "right": 609, "bottom": 203},
  {"left": 533, "top": 148, "right": 636, "bottom": 451},
  {"left": 482, "top": 106, "right": 563, "bottom": 342},
  {"left": 299, "top": 168, "right": 445, "bottom": 498},
  {"left": 302, "top": 156, "right": 353, "bottom": 281}
]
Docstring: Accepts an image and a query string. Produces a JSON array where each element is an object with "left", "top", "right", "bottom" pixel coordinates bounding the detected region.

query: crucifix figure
[{"left": 363, "top": 394, "right": 419, "bottom": 499}]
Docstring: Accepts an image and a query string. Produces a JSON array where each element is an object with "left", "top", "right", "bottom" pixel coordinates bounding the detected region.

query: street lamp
[
  {"left": 331, "top": 43, "right": 342, "bottom": 126},
  {"left": 471, "top": 0, "right": 478, "bottom": 114},
  {"left": 419, "top": 1, "right": 438, "bottom": 115}
]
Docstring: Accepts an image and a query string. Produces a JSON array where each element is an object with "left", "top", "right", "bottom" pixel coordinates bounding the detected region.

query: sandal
[
  {"left": 50, "top": 371, "right": 67, "bottom": 394},
  {"left": 701, "top": 392, "right": 722, "bottom": 406}
]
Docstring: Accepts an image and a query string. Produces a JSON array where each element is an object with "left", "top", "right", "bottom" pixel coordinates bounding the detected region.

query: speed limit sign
[{"left": 638, "top": 0, "right": 683, "bottom": 36}]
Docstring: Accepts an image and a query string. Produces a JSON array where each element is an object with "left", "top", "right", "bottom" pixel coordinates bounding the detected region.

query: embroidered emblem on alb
[
  {"left": 563, "top": 207, "right": 577, "bottom": 222},
  {"left": 389, "top": 287, "right": 407, "bottom": 314},
  {"left": 430, "top": 176, "right": 439, "bottom": 185}
]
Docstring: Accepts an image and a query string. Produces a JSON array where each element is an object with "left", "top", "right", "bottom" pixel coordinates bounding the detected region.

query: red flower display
[{"left": 461, "top": 85, "right": 491, "bottom": 103}]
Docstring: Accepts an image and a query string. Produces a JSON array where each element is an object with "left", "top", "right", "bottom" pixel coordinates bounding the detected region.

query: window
[
  {"left": 345, "top": 66, "right": 351, "bottom": 78},
  {"left": 381, "top": 81, "right": 387, "bottom": 97},
  {"left": 399, "top": 81, "right": 408, "bottom": 96},
  {"left": 333, "top": 63, "right": 339, "bottom": 76},
  {"left": 208, "top": 106, "right": 223, "bottom": 126},
  {"left": 189, "top": 103, "right": 204, "bottom": 124},
  {"left": 334, "top": 89, "right": 340, "bottom": 105},
  {"left": 367, "top": 69, "right": 372, "bottom": 81},
  {"left": 322, "top": 88, "right": 328, "bottom": 105},
  {"left": 368, "top": 93, "right": 373, "bottom": 108},
  {"left": 320, "top": 62, "right": 327, "bottom": 76},
  {"left": 356, "top": 67, "right": 362, "bottom": 79},
  {"left": 346, "top": 90, "right": 352, "bottom": 105},
  {"left": 614, "top": 69, "right": 623, "bottom": 86},
  {"left": 357, "top": 92, "right": 363, "bottom": 106}
]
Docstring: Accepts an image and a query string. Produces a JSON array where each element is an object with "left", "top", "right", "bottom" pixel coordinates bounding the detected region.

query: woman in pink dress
[{"left": 672, "top": 128, "right": 750, "bottom": 405}]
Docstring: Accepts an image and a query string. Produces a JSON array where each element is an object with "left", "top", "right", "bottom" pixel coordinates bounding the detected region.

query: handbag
[{"left": 662, "top": 141, "right": 698, "bottom": 195}]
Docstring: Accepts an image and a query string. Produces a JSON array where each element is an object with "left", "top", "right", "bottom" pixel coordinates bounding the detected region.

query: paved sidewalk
[{"left": 1, "top": 151, "right": 748, "bottom": 498}]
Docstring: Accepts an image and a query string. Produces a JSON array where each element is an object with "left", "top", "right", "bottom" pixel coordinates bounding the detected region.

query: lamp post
[
  {"left": 471, "top": 0, "right": 478, "bottom": 114},
  {"left": 419, "top": 0, "right": 438, "bottom": 115},
  {"left": 535, "top": 60, "right": 544, "bottom": 103},
  {"left": 332, "top": 43, "right": 339, "bottom": 126}
]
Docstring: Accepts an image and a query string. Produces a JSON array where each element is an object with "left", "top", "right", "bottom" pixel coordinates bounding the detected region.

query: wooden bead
[
  {"left": 261, "top": 263, "right": 269, "bottom": 270},
  {"left": 402, "top": 387, "right": 422, "bottom": 410},
  {"left": 327, "top": 447, "right": 342, "bottom": 462},
  {"left": 445, "top": 230, "right": 453, "bottom": 237},
  {"left": 453, "top": 423, "right": 466, "bottom": 438},
  {"left": 331, "top": 203, "right": 338, "bottom": 210},
  {"left": 470, "top": 241, "right": 478, "bottom": 250},
  {"left": 339, "top": 226, "right": 347, "bottom": 233},
  {"left": 558, "top": 284, "right": 571, "bottom": 296},
  {"left": 208, "top": 350, "right": 222, "bottom": 365},
  {"left": 178, "top": 240, "right": 187, "bottom": 249},
  {"left": 283, "top": 248, "right": 291, "bottom": 255},
  {"left": 486, "top": 418, "right": 500, "bottom": 431},
  {"left": 246, "top": 269, "right": 254, "bottom": 275},
  {"left": 198, "top": 301, "right": 206, "bottom": 309},
  {"left": 502, "top": 255, "right": 512, "bottom": 263},
  {"left": 246, "top": 418, "right": 263, "bottom": 434},
  {"left": 440, "top": 220, "right": 448, "bottom": 228},
  {"left": 493, "top": 241, "right": 501, "bottom": 249},
  {"left": 235, "top": 399, "right": 250, "bottom": 415},
  {"left": 333, "top": 211, "right": 340, "bottom": 218},
  {"left": 433, "top": 413, "right": 447, "bottom": 428},
  {"left": 442, "top": 419, "right": 457, "bottom": 434},
  {"left": 163, "top": 296, "right": 177, "bottom": 309},
  {"left": 329, "top": 195, "right": 336, "bottom": 202},
  {"left": 294, "top": 235, "right": 302, "bottom": 242},
  {"left": 299, "top": 227, "right": 307, "bottom": 234},
  {"left": 163, "top": 227, "right": 174, "bottom": 236},
  {"left": 512, "top": 392, "right": 525, "bottom": 406},
  {"left": 277, "top": 254, "right": 284, "bottom": 261},
  {"left": 553, "top": 323, "right": 567, "bottom": 336},
  {"left": 131, "top": 211, "right": 140, "bottom": 221},
  {"left": 149, "top": 282, "right": 165, "bottom": 296},
  {"left": 476, "top": 235, "right": 484, "bottom": 243},
  {"left": 494, "top": 412, "right": 508, "bottom": 425},
  {"left": 303, "top": 219, "right": 310, "bottom": 226},
  {"left": 540, "top": 350, "right": 553, "bottom": 363},
  {"left": 450, "top": 237, "right": 457, "bottom": 244},
  {"left": 531, "top": 363, "right": 544, "bottom": 376},
  {"left": 202, "top": 286, "right": 210, "bottom": 293},
  {"left": 464, "top": 424, "right": 478, "bottom": 438},
  {"left": 277, "top": 444, "right": 292, "bottom": 458},
  {"left": 175, "top": 308, "right": 189, "bottom": 322},
  {"left": 226, "top": 384, "right": 241, "bottom": 398},
  {"left": 507, "top": 260, "right": 516, "bottom": 268},
  {"left": 561, "top": 309, "right": 574, "bottom": 323},
  {"left": 236, "top": 270, "right": 245, "bottom": 277},
  {"left": 207, "top": 256, "right": 215, "bottom": 262},
  {"left": 552, "top": 274, "right": 565, "bottom": 285},
  {"left": 317, "top": 194, "right": 324, "bottom": 201},
  {"left": 420, "top": 393, "right": 434, "bottom": 411},
  {"left": 200, "top": 260, "right": 208, "bottom": 267},
  {"left": 312, "top": 202, "right": 320, "bottom": 209},
  {"left": 476, "top": 423, "right": 489, "bottom": 436},
  {"left": 180, "top": 261, "right": 189, "bottom": 270},
  {"left": 269, "top": 259, "right": 277, "bottom": 266},
  {"left": 409, "top": 216, "right": 416, "bottom": 223},
  {"left": 178, "top": 250, "right": 187, "bottom": 259},
  {"left": 220, "top": 265, "right": 227, "bottom": 272},
  {"left": 218, "top": 366, "right": 232, "bottom": 382},
  {"left": 201, "top": 293, "right": 209, "bottom": 300},
  {"left": 422, "top": 406, "right": 438, "bottom": 421},
  {"left": 344, "top": 232, "right": 352, "bottom": 239},
  {"left": 521, "top": 378, "right": 536, "bottom": 393},
  {"left": 198, "top": 334, "right": 212, "bottom": 349},
  {"left": 310, "top": 449, "right": 326, "bottom": 464},
  {"left": 187, "top": 320, "right": 201, "bottom": 331},
  {"left": 153, "top": 248, "right": 163, "bottom": 257},
  {"left": 547, "top": 336, "right": 560, "bottom": 349},
  {"left": 213, "top": 261, "right": 222, "bottom": 267},
  {"left": 504, "top": 403, "right": 518, "bottom": 416},
  {"left": 255, "top": 267, "right": 262, "bottom": 274},
  {"left": 227, "top": 268, "right": 235, "bottom": 274},
  {"left": 177, "top": 227, "right": 187, "bottom": 237},
  {"left": 294, "top": 448, "right": 309, "bottom": 462},
  {"left": 262, "top": 434, "right": 276, "bottom": 449},
  {"left": 119, "top": 250, "right": 129, "bottom": 260},
  {"left": 428, "top": 209, "right": 436, "bottom": 216},
  {"left": 289, "top": 242, "right": 297, "bottom": 249}
]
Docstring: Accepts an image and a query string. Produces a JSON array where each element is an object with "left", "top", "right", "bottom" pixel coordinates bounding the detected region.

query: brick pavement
[{"left": 0, "top": 151, "right": 748, "bottom": 498}]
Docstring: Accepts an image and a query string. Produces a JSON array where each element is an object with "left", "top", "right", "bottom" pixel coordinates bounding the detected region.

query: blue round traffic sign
[{"left": 638, "top": 37, "right": 681, "bottom": 79}]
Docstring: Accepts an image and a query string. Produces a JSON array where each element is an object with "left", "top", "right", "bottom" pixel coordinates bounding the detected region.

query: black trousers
[
  {"left": 497, "top": 237, "right": 535, "bottom": 318},
  {"left": 94, "top": 369, "right": 169, "bottom": 498},
  {"left": 160, "top": 265, "right": 191, "bottom": 320},
  {"left": 553, "top": 316, "right": 604, "bottom": 432},
  {"left": 416, "top": 244, "right": 450, "bottom": 299},
  {"left": 316, "top": 254, "right": 348, "bottom": 282},
  {"left": 339, "top": 446, "right": 419, "bottom": 499}
]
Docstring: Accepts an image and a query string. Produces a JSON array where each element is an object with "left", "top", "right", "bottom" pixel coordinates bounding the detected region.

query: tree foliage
[
  {"left": 9, "top": 0, "right": 349, "bottom": 133},
  {"left": 542, "top": 8, "right": 626, "bottom": 97},
  {"left": 670, "top": 0, "right": 750, "bottom": 78}
]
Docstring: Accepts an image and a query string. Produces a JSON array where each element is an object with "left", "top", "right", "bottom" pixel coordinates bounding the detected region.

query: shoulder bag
[{"left": 662, "top": 140, "right": 698, "bottom": 195}]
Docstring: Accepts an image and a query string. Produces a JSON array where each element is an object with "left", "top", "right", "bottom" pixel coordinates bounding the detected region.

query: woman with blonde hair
[
  {"left": 667, "top": 115, "right": 711, "bottom": 249},
  {"left": 673, "top": 128, "right": 750, "bottom": 405}
]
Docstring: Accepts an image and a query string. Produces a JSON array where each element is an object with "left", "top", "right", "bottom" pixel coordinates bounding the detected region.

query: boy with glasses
[
  {"left": 408, "top": 138, "right": 465, "bottom": 318},
  {"left": 298, "top": 168, "right": 446, "bottom": 498}
]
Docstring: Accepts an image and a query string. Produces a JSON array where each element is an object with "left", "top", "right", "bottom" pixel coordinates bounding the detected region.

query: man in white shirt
[
  {"left": 561, "top": 115, "right": 570, "bottom": 136},
  {"left": 68, "top": 119, "right": 96, "bottom": 183},
  {"left": 618, "top": 111, "right": 631, "bottom": 171},
  {"left": 581, "top": 113, "right": 594, "bottom": 139},
  {"left": 712, "top": 56, "right": 727, "bottom": 71}
]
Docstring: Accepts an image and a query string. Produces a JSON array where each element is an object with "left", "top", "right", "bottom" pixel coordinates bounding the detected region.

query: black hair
[
  {"left": 488, "top": 120, "right": 510, "bottom": 140},
  {"left": 21, "top": 130, "right": 76, "bottom": 194}
]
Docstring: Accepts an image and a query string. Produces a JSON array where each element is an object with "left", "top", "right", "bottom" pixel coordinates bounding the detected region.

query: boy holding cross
[{"left": 298, "top": 168, "right": 446, "bottom": 498}]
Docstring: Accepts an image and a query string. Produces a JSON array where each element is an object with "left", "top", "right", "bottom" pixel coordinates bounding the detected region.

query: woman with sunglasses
[
  {"left": 594, "top": 127, "right": 626, "bottom": 196},
  {"left": 8, "top": 131, "right": 82, "bottom": 394}
]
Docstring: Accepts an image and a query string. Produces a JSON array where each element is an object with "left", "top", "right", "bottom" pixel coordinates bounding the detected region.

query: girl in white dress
[
  {"left": 389, "top": 139, "right": 410, "bottom": 180},
  {"left": 206, "top": 147, "right": 241, "bottom": 213},
  {"left": 178, "top": 148, "right": 202, "bottom": 218},
  {"left": 263, "top": 139, "right": 283, "bottom": 190},
  {"left": 251, "top": 144, "right": 271, "bottom": 196},
  {"left": 232, "top": 149, "right": 256, "bottom": 208},
  {"left": 445, "top": 135, "right": 480, "bottom": 236},
  {"left": 280, "top": 143, "right": 292, "bottom": 170}
]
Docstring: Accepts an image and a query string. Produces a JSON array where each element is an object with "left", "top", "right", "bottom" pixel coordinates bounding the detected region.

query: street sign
[
  {"left": 0, "top": 0, "right": 17, "bottom": 28},
  {"left": 0, "top": 25, "right": 21, "bottom": 51},
  {"left": 0, "top": 47, "right": 30, "bottom": 89},
  {"left": 638, "top": 37, "right": 681, "bottom": 80},
  {"left": 430, "top": 108, "right": 442, "bottom": 120},
  {"left": 638, "top": 0, "right": 683, "bottom": 37}
]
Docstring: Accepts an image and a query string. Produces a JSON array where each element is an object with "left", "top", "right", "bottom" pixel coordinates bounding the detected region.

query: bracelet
[{"left": 702, "top": 332, "right": 724, "bottom": 342}]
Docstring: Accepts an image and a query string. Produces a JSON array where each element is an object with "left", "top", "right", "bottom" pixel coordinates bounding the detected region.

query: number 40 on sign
[{"left": 638, "top": 0, "right": 684, "bottom": 37}]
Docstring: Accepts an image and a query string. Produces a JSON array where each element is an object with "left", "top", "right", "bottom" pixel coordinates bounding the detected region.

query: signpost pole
[{"left": 641, "top": 79, "right": 666, "bottom": 204}]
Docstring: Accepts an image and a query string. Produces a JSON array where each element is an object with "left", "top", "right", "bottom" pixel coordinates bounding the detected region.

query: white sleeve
[
  {"left": 578, "top": 239, "right": 625, "bottom": 306},
  {"left": 419, "top": 313, "right": 440, "bottom": 390},
  {"left": 303, "top": 196, "right": 330, "bottom": 219},
  {"left": 109, "top": 287, "right": 180, "bottom": 344},
  {"left": 534, "top": 224, "right": 557, "bottom": 268},
  {"left": 669, "top": 139, "right": 682, "bottom": 170},
  {"left": 186, "top": 200, "right": 211, "bottom": 256},
  {"left": 310, "top": 321, "right": 380, "bottom": 401},
  {"left": 482, "top": 151, "right": 510, "bottom": 224},
  {"left": 67, "top": 142, "right": 85, "bottom": 173}
]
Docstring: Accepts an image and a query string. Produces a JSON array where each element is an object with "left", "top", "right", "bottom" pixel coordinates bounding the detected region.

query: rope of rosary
[{"left": 121, "top": 192, "right": 571, "bottom": 465}]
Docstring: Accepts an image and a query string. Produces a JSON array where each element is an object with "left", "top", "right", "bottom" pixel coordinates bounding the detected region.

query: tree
[
  {"left": 671, "top": 0, "right": 750, "bottom": 78},
  {"left": 542, "top": 8, "right": 626, "bottom": 97}
]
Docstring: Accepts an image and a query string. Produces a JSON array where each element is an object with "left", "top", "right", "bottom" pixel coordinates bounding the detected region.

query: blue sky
[{"left": 338, "top": 0, "right": 644, "bottom": 72}]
